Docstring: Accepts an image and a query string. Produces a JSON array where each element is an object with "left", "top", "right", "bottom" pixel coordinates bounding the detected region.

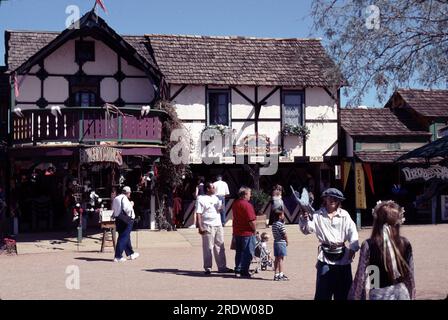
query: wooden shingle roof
[
  {"left": 5, "top": 30, "right": 345, "bottom": 87},
  {"left": 341, "top": 108, "right": 430, "bottom": 137},
  {"left": 145, "top": 34, "right": 345, "bottom": 86},
  {"left": 390, "top": 89, "right": 448, "bottom": 118}
]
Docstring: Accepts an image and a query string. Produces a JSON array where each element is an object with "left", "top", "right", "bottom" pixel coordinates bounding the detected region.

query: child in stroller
[{"left": 252, "top": 232, "right": 273, "bottom": 273}]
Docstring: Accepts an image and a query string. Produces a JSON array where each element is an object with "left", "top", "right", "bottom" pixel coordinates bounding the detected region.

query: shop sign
[
  {"left": 402, "top": 165, "right": 448, "bottom": 182},
  {"left": 355, "top": 162, "right": 367, "bottom": 209},
  {"left": 310, "top": 156, "right": 324, "bottom": 162},
  {"left": 80, "top": 147, "right": 123, "bottom": 166},
  {"left": 220, "top": 156, "right": 235, "bottom": 164},
  {"left": 233, "top": 134, "right": 280, "bottom": 155}
]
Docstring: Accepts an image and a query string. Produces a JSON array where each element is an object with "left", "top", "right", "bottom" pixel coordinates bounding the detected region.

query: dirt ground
[{"left": 0, "top": 224, "right": 447, "bottom": 300}]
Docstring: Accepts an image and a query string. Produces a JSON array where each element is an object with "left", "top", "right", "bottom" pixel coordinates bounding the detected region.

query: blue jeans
[
  {"left": 314, "top": 261, "right": 352, "bottom": 300},
  {"left": 114, "top": 219, "right": 134, "bottom": 259},
  {"left": 234, "top": 235, "right": 256, "bottom": 276},
  {"left": 217, "top": 195, "right": 226, "bottom": 226}
]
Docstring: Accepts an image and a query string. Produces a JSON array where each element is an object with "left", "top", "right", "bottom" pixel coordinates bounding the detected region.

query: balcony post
[
  {"left": 79, "top": 110, "right": 84, "bottom": 143},
  {"left": 118, "top": 115, "right": 123, "bottom": 142}
]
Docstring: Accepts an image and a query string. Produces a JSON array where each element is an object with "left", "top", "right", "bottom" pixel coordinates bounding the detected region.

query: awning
[
  {"left": 121, "top": 147, "right": 162, "bottom": 156},
  {"left": 396, "top": 136, "right": 448, "bottom": 161},
  {"left": 355, "top": 150, "right": 427, "bottom": 163},
  {"left": 9, "top": 147, "right": 75, "bottom": 157}
]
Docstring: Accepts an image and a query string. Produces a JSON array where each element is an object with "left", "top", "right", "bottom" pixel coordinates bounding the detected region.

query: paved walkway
[{"left": 0, "top": 224, "right": 447, "bottom": 300}]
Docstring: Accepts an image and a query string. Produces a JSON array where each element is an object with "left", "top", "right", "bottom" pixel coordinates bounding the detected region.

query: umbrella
[{"left": 396, "top": 136, "right": 448, "bottom": 161}]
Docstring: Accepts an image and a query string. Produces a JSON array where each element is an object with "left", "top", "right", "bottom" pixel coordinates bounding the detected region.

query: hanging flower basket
[
  {"left": 202, "top": 124, "right": 233, "bottom": 136},
  {"left": 282, "top": 124, "right": 310, "bottom": 140}
]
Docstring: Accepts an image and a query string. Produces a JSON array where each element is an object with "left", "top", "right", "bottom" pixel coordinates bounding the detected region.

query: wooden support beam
[
  {"left": 169, "top": 84, "right": 187, "bottom": 102},
  {"left": 323, "top": 87, "right": 337, "bottom": 102},
  {"left": 230, "top": 86, "right": 256, "bottom": 106}
]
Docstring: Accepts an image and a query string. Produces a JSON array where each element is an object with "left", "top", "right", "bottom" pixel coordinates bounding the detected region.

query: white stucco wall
[
  {"left": 306, "top": 122, "right": 338, "bottom": 156},
  {"left": 121, "top": 78, "right": 154, "bottom": 103},
  {"left": 231, "top": 86, "right": 255, "bottom": 120},
  {"left": 305, "top": 87, "right": 337, "bottom": 120},
  {"left": 100, "top": 78, "right": 119, "bottom": 103},
  {"left": 16, "top": 75, "right": 40, "bottom": 102},
  {"left": 121, "top": 58, "right": 146, "bottom": 76},
  {"left": 258, "top": 121, "right": 280, "bottom": 146},
  {"left": 83, "top": 38, "right": 118, "bottom": 76},
  {"left": 44, "top": 40, "right": 78, "bottom": 74},
  {"left": 258, "top": 87, "right": 281, "bottom": 119},
  {"left": 44, "top": 77, "right": 69, "bottom": 102},
  {"left": 182, "top": 122, "right": 206, "bottom": 160},
  {"left": 172, "top": 85, "right": 206, "bottom": 120},
  {"left": 346, "top": 132, "right": 354, "bottom": 157},
  {"left": 232, "top": 121, "right": 256, "bottom": 145}
]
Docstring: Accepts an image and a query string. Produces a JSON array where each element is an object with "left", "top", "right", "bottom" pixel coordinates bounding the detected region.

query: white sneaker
[
  {"left": 113, "top": 257, "right": 126, "bottom": 262},
  {"left": 129, "top": 252, "right": 140, "bottom": 260}
]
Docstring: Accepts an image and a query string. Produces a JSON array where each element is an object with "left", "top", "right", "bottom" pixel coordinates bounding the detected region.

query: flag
[
  {"left": 96, "top": 0, "right": 108, "bottom": 14},
  {"left": 355, "top": 162, "right": 367, "bottom": 209},
  {"left": 342, "top": 161, "right": 351, "bottom": 191},
  {"left": 362, "top": 163, "right": 375, "bottom": 195},
  {"left": 14, "top": 73, "right": 19, "bottom": 98}
]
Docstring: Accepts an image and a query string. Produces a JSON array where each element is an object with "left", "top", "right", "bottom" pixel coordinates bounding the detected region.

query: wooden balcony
[{"left": 12, "top": 107, "right": 165, "bottom": 146}]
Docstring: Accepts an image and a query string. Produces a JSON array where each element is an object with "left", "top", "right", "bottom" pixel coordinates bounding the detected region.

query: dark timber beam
[{"left": 169, "top": 84, "right": 187, "bottom": 102}]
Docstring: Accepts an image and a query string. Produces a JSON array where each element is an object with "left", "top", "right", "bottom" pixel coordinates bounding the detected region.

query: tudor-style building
[{"left": 1, "top": 10, "right": 346, "bottom": 232}]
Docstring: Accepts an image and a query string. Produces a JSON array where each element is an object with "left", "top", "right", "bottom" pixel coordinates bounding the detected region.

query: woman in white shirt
[{"left": 299, "top": 188, "right": 359, "bottom": 300}]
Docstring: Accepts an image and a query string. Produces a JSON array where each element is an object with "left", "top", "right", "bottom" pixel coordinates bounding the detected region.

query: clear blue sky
[{"left": 0, "top": 0, "right": 380, "bottom": 107}]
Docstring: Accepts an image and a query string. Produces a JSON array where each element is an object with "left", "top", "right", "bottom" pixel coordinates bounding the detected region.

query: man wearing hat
[
  {"left": 112, "top": 186, "right": 139, "bottom": 262},
  {"left": 299, "top": 187, "right": 359, "bottom": 300}
]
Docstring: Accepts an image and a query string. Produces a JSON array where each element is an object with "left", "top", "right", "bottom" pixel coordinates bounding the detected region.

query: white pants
[{"left": 201, "top": 224, "right": 227, "bottom": 271}]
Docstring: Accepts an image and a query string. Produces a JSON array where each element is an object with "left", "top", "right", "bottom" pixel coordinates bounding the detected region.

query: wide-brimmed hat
[
  {"left": 122, "top": 186, "right": 132, "bottom": 194},
  {"left": 321, "top": 188, "right": 345, "bottom": 201}
]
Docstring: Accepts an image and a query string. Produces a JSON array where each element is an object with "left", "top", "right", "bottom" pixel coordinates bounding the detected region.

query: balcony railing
[{"left": 12, "top": 107, "right": 165, "bottom": 145}]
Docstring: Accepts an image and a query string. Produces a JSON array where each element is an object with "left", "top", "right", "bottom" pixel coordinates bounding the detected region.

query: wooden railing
[{"left": 12, "top": 107, "right": 165, "bottom": 145}]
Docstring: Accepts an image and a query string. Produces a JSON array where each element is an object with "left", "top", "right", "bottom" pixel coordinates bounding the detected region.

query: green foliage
[
  {"left": 251, "top": 189, "right": 270, "bottom": 214},
  {"left": 282, "top": 124, "right": 310, "bottom": 140}
]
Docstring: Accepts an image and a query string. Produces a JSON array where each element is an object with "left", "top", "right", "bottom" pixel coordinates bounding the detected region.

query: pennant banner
[
  {"left": 342, "top": 161, "right": 351, "bottom": 191},
  {"left": 14, "top": 73, "right": 20, "bottom": 98},
  {"left": 363, "top": 163, "right": 375, "bottom": 195},
  {"left": 355, "top": 162, "right": 367, "bottom": 209},
  {"left": 96, "top": 0, "right": 108, "bottom": 13}
]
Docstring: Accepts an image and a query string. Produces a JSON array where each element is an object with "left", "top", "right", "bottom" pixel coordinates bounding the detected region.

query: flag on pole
[
  {"left": 14, "top": 73, "right": 20, "bottom": 98},
  {"left": 342, "top": 161, "right": 351, "bottom": 191},
  {"left": 362, "top": 163, "right": 375, "bottom": 195},
  {"left": 96, "top": 0, "right": 108, "bottom": 14}
]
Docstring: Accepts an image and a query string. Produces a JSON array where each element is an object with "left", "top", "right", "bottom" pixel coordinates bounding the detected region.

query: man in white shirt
[
  {"left": 213, "top": 175, "right": 230, "bottom": 226},
  {"left": 299, "top": 188, "right": 359, "bottom": 300},
  {"left": 196, "top": 182, "right": 233, "bottom": 274},
  {"left": 112, "top": 186, "right": 139, "bottom": 262}
]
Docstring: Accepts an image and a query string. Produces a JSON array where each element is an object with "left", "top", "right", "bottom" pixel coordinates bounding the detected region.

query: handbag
[{"left": 115, "top": 197, "right": 133, "bottom": 225}]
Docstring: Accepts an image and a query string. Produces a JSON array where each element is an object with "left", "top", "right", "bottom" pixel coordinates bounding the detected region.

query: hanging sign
[
  {"left": 402, "top": 165, "right": 448, "bottom": 182},
  {"left": 80, "top": 147, "right": 123, "bottom": 166},
  {"left": 355, "top": 162, "right": 367, "bottom": 209}
]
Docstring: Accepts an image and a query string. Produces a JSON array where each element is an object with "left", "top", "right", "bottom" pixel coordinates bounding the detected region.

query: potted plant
[
  {"left": 282, "top": 124, "right": 311, "bottom": 140},
  {"left": 250, "top": 189, "right": 270, "bottom": 229}
]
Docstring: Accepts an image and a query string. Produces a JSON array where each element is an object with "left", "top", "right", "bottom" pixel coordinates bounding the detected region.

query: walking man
[
  {"left": 196, "top": 182, "right": 233, "bottom": 274},
  {"left": 232, "top": 186, "right": 257, "bottom": 278},
  {"left": 213, "top": 175, "right": 230, "bottom": 226},
  {"left": 112, "top": 186, "right": 139, "bottom": 262}
]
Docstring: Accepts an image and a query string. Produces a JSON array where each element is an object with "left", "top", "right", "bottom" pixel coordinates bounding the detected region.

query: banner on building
[
  {"left": 342, "top": 161, "right": 351, "bottom": 191},
  {"left": 355, "top": 162, "right": 367, "bottom": 209},
  {"left": 363, "top": 163, "right": 375, "bottom": 195},
  {"left": 80, "top": 147, "right": 123, "bottom": 166}
]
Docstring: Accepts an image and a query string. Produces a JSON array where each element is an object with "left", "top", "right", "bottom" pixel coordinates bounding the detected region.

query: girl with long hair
[{"left": 349, "top": 200, "right": 415, "bottom": 300}]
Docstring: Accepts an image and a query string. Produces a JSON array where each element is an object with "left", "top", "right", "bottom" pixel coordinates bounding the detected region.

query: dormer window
[{"left": 75, "top": 41, "right": 95, "bottom": 63}]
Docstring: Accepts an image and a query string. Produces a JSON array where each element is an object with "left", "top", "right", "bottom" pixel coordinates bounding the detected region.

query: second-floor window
[
  {"left": 70, "top": 84, "right": 98, "bottom": 107},
  {"left": 208, "top": 90, "right": 230, "bottom": 126},
  {"left": 282, "top": 91, "right": 304, "bottom": 126}
]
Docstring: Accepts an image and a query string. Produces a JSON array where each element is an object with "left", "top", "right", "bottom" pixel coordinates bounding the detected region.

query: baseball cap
[{"left": 122, "top": 186, "right": 131, "bottom": 193}]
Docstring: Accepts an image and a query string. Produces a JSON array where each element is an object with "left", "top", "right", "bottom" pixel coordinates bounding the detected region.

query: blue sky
[{"left": 0, "top": 0, "right": 380, "bottom": 107}]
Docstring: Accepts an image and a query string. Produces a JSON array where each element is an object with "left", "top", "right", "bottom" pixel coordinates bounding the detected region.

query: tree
[
  {"left": 311, "top": 0, "right": 448, "bottom": 105},
  {"left": 153, "top": 100, "right": 191, "bottom": 230}
]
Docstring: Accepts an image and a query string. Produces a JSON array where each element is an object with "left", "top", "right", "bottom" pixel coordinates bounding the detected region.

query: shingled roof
[
  {"left": 4, "top": 29, "right": 345, "bottom": 87},
  {"left": 387, "top": 89, "right": 448, "bottom": 118},
  {"left": 341, "top": 108, "right": 430, "bottom": 137},
  {"left": 145, "top": 34, "right": 344, "bottom": 86},
  {"left": 355, "top": 151, "right": 429, "bottom": 163}
]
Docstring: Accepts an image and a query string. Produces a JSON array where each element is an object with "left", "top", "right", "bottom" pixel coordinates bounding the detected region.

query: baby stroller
[{"left": 251, "top": 232, "right": 273, "bottom": 273}]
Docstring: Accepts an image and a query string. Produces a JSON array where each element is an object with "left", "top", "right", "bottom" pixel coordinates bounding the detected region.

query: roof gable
[
  {"left": 341, "top": 107, "right": 430, "bottom": 137},
  {"left": 387, "top": 89, "right": 448, "bottom": 118}
]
